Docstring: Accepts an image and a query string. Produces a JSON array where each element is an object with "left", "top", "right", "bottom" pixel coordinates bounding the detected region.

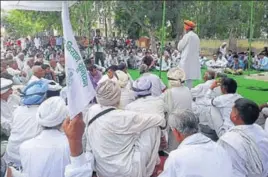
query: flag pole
[
  {"left": 159, "top": 0, "right": 166, "bottom": 78},
  {"left": 248, "top": 1, "right": 254, "bottom": 76}
]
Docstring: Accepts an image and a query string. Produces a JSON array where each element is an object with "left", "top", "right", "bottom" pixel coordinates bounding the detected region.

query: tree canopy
[{"left": 2, "top": 1, "right": 268, "bottom": 40}]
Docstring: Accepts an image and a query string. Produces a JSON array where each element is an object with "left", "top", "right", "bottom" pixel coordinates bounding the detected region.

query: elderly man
[
  {"left": 139, "top": 64, "right": 166, "bottom": 96},
  {"left": 155, "top": 52, "right": 171, "bottom": 72},
  {"left": 1, "top": 78, "right": 20, "bottom": 138},
  {"left": 56, "top": 57, "right": 66, "bottom": 85},
  {"left": 116, "top": 70, "right": 136, "bottom": 109},
  {"left": 6, "top": 60, "right": 27, "bottom": 85},
  {"left": 15, "top": 53, "right": 25, "bottom": 71},
  {"left": 17, "top": 97, "right": 70, "bottom": 177},
  {"left": 22, "top": 58, "right": 35, "bottom": 82},
  {"left": 5, "top": 80, "right": 48, "bottom": 169},
  {"left": 159, "top": 68, "right": 192, "bottom": 152},
  {"left": 218, "top": 98, "right": 268, "bottom": 177},
  {"left": 67, "top": 80, "right": 165, "bottom": 177},
  {"left": 191, "top": 70, "right": 219, "bottom": 103},
  {"left": 27, "top": 65, "right": 45, "bottom": 85},
  {"left": 177, "top": 20, "right": 201, "bottom": 89},
  {"left": 198, "top": 77, "right": 242, "bottom": 139},
  {"left": 158, "top": 110, "right": 232, "bottom": 177},
  {"left": 206, "top": 53, "right": 227, "bottom": 74}
]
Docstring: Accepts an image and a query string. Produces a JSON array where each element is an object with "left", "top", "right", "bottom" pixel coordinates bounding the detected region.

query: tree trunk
[
  {"left": 149, "top": 30, "right": 157, "bottom": 53},
  {"left": 228, "top": 28, "right": 237, "bottom": 52},
  {"left": 104, "top": 16, "right": 108, "bottom": 45}
]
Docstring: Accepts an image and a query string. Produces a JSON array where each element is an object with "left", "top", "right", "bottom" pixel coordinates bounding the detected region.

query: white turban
[
  {"left": 115, "top": 70, "right": 129, "bottom": 88},
  {"left": 37, "top": 96, "right": 68, "bottom": 127},
  {"left": 132, "top": 77, "right": 152, "bottom": 96},
  {"left": 1, "top": 78, "right": 13, "bottom": 94},
  {"left": 167, "top": 67, "right": 185, "bottom": 87},
  {"left": 96, "top": 80, "right": 121, "bottom": 106}
]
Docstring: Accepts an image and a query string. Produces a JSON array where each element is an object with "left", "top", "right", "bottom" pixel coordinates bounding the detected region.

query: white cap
[{"left": 1, "top": 78, "right": 13, "bottom": 94}]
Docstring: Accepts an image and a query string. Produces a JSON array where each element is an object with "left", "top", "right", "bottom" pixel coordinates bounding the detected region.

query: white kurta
[
  {"left": 97, "top": 75, "right": 118, "bottom": 85},
  {"left": 27, "top": 75, "right": 40, "bottom": 85},
  {"left": 118, "top": 87, "right": 136, "bottom": 109},
  {"left": 140, "top": 73, "right": 166, "bottom": 97},
  {"left": 197, "top": 90, "right": 242, "bottom": 136},
  {"left": 5, "top": 105, "right": 41, "bottom": 167},
  {"left": 0, "top": 95, "right": 20, "bottom": 136},
  {"left": 262, "top": 106, "right": 268, "bottom": 133},
  {"left": 19, "top": 130, "right": 70, "bottom": 177},
  {"left": 22, "top": 63, "right": 32, "bottom": 82},
  {"left": 177, "top": 31, "right": 201, "bottom": 80},
  {"left": 15, "top": 58, "right": 24, "bottom": 71},
  {"left": 159, "top": 133, "right": 232, "bottom": 177},
  {"left": 125, "top": 96, "right": 166, "bottom": 118},
  {"left": 160, "top": 86, "right": 192, "bottom": 114},
  {"left": 191, "top": 79, "right": 215, "bottom": 103},
  {"left": 218, "top": 124, "right": 268, "bottom": 177},
  {"left": 85, "top": 104, "right": 165, "bottom": 177}
]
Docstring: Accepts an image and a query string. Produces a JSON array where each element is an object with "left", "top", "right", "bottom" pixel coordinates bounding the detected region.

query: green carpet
[{"left": 128, "top": 69, "right": 268, "bottom": 104}]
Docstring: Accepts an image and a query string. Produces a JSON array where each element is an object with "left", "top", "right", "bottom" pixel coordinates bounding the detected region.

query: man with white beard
[
  {"left": 158, "top": 109, "right": 232, "bottom": 177},
  {"left": 0, "top": 78, "right": 20, "bottom": 137},
  {"left": 5, "top": 80, "right": 48, "bottom": 169},
  {"left": 63, "top": 80, "right": 166, "bottom": 177},
  {"left": 218, "top": 98, "right": 268, "bottom": 177}
]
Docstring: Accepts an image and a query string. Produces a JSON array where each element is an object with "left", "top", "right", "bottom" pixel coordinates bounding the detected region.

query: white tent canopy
[{"left": 1, "top": 1, "right": 77, "bottom": 11}]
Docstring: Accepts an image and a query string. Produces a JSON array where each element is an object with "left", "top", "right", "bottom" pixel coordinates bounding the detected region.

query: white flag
[{"left": 62, "top": 2, "right": 96, "bottom": 119}]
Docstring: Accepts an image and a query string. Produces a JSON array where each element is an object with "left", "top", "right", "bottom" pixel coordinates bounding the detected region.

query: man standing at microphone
[{"left": 177, "top": 20, "right": 201, "bottom": 89}]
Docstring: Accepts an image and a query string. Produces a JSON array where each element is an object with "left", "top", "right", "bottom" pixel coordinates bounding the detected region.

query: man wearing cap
[
  {"left": 139, "top": 64, "right": 166, "bottom": 97},
  {"left": 17, "top": 97, "right": 70, "bottom": 177},
  {"left": 5, "top": 80, "right": 48, "bottom": 169},
  {"left": 66, "top": 80, "right": 165, "bottom": 177},
  {"left": 125, "top": 77, "right": 168, "bottom": 150},
  {"left": 116, "top": 70, "right": 136, "bottom": 109},
  {"left": 177, "top": 20, "right": 201, "bottom": 89},
  {"left": 1, "top": 78, "right": 20, "bottom": 138}
]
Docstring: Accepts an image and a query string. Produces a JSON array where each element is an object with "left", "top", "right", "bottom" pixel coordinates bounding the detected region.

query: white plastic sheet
[{"left": 1, "top": 1, "right": 76, "bottom": 11}]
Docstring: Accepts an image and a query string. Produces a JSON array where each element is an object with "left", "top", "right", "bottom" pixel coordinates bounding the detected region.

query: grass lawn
[{"left": 128, "top": 69, "right": 268, "bottom": 104}]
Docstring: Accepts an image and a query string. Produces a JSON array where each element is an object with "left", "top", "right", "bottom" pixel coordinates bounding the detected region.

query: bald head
[{"left": 32, "top": 65, "right": 45, "bottom": 79}]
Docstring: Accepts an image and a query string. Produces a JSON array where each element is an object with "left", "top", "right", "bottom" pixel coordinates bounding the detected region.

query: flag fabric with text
[{"left": 62, "top": 1, "right": 96, "bottom": 119}]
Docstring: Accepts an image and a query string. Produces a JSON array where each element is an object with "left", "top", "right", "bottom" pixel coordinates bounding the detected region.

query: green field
[{"left": 128, "top": 69, "right": 268, "bottom": 104}]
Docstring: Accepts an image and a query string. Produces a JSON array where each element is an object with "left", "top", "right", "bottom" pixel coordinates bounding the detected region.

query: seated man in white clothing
[
  {"left": 206, "top": 53, "right": 227, "bottom": 73},
  {"left": 116, "top": 70, "right": 136, "bottom": 109},
  {"left": 27, "top": 65, "right": 45, "bottom": 85},
  {"left": 139, "top": 64, "right": 166, "bottom": 96},
  {"left": 218, "top": 98, "right": 268, "bottom": 177},
  {"left": 0, "top": 78, "right": 20, "bottom": 138},
  {"left": 15, "top": 53, "right": 25, "bottom": 71},
  {"left": 16, "top": 97, "right": 70, "bottom": 177},
  {"left": 197, "top": 77, "right": 242, "bottom": 139},
  {"left": 5, "top": 80, "right": 48, "bottom": 169},
  {"left": 71, "top": 80, "right": 166, "bottom": 177},
  {"left": 155, "top": 52, "right": 171, "bottom": 71},
  {"left": 6, "top": 60, "right": 27, "bottom": 85},
  {"left": 158, "top": 109, "right": 232, "bottom": 177},
  {"left": 97, "top": 65, "right": 118, "bottom": 84},
  {"left": 159, "top": 68, "right": 192, "bottom": 152}
]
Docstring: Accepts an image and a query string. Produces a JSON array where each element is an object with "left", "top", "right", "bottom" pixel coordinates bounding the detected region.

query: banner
[{"left": 62, "top": 1, "right": 96, "bottom": 119}]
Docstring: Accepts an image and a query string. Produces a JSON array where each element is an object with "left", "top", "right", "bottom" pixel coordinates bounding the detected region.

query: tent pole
[
  {"left": 159, "top": 0, "right": 166, "bottom": 78},
  {"left": 248, "top": 1, "right": 254, "bottom": 76}
]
